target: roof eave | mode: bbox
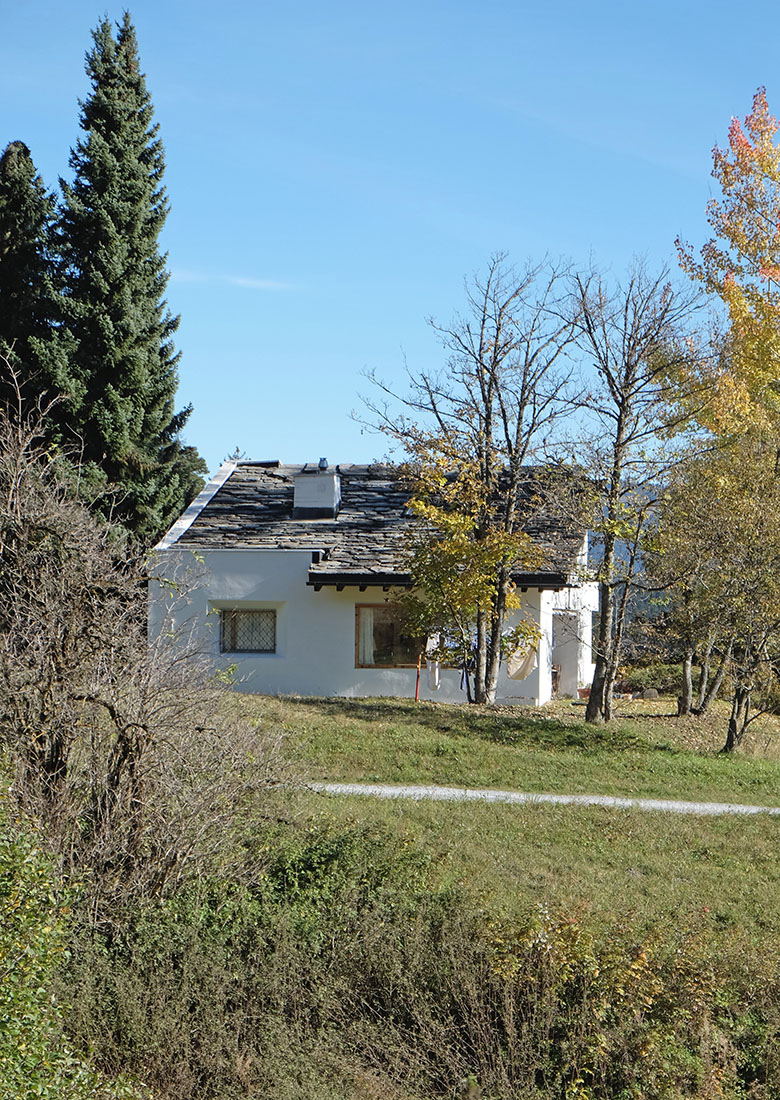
[307,571,412,591]
[511,571,572,590]
[307,569,576,592]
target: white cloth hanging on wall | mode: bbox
[358,606,375,665]
[426,659,441,690]
[507,644,537,681]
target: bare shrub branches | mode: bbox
[0,365,287,920]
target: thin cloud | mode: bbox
[228,275,295,291]
[172,268,295,291]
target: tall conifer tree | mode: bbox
[58,14,205,542]
[0,141,71,412]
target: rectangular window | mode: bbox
[356,604,421,667]
[220,608,276,653]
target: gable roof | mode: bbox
[157,461,588,590]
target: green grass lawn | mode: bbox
[239,692,780,944]
[240,693,780,805]
[277,790,780,939]
[233,690,780,950]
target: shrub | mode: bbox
[59,817,780,1100]
[0,398,287,925]
[619,662,682,695]
[0,810,143,1099]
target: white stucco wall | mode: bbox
[149,548,597,706]
[500,589,551,705]
[551,585,599,697]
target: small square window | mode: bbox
[221,609,276,653]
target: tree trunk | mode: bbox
[586,578,612,723]
[678,648,694,716]
[695,636,713,711]
[483,570,510,705]
[586,461,622,723]
[463,668,473,703]
[603,567,637,723]
[722,686,750,752]
[474,607,489,703]
[698,638,733,714]
[603,674,615,723]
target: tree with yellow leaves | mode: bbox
[671,87,780,745]
[649,436,780,750]
[399,450,543,701]
[678,86,780,432]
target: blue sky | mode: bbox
[2,0,778,474]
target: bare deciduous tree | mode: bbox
[366,254,576,703]
[568,263,701,723]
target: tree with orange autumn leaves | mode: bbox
[661,88,780,747]
[678,86,780,432]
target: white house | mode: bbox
[149,460,598,705]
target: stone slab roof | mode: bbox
[160,461,587,589]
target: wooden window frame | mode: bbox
[354,603,423,668]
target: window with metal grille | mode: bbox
[220,609,276,653]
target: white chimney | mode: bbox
[293,464,341,519]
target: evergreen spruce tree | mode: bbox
[58,14,205,542]
[0,141,71,413]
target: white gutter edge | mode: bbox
[153,461,237,551]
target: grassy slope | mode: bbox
[247,694,780,804]
[239,693,780,940]
[280,792,780,939]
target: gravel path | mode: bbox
[308,782,780,817]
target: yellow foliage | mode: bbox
[398,443,545,669]
[678,88,780,431]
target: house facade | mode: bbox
[149,461,598,705]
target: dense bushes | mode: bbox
[57,818,780,1100]
[0,813,144,1099]
[618,662,682,696]
[0,372,283,1098]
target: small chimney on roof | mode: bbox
[293,462,341,519]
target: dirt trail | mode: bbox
[309,782,780,816]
